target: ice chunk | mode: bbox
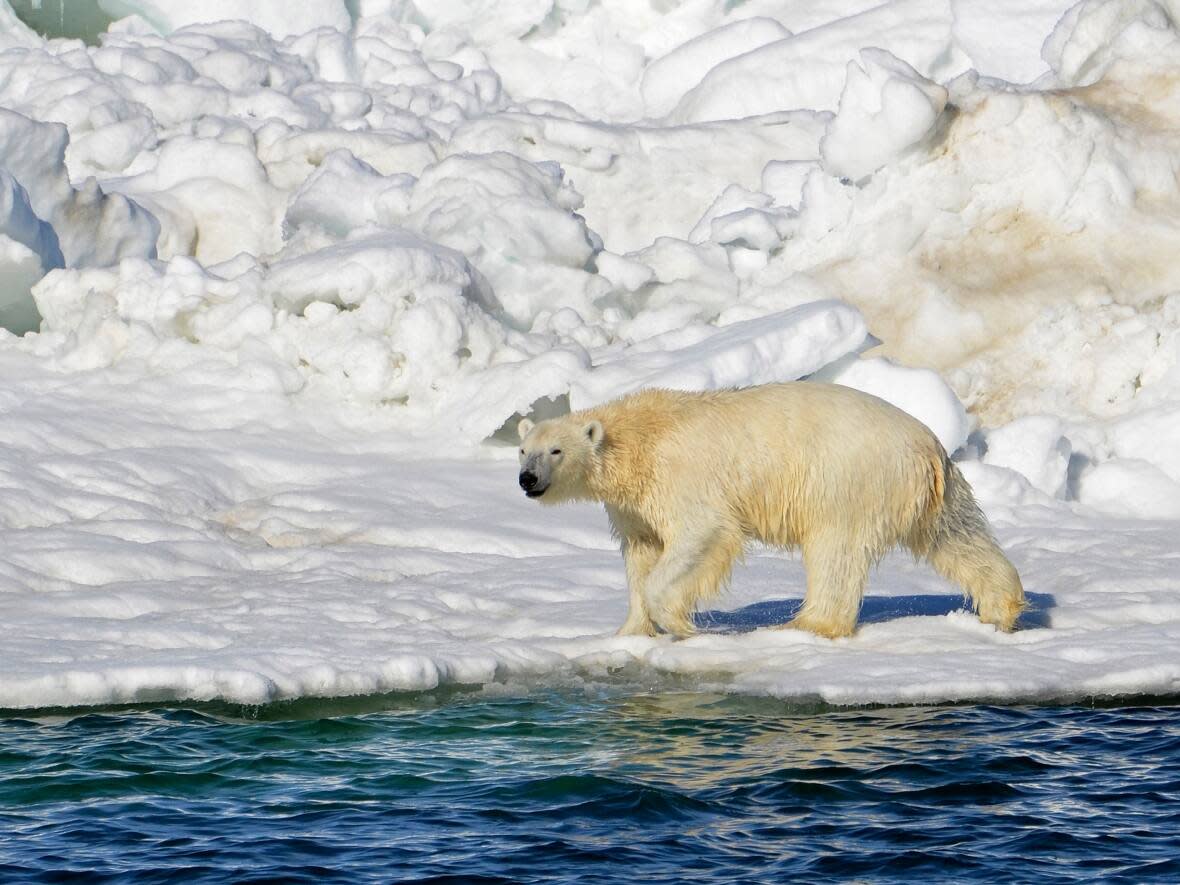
[620,237,738,334]
[1076,458,1180,519]
[261,232,507,405]
[761,160,815,210]
[111,135,279,263]
[671,0,967,122]
[691,185,792,254]
[1042,0,1173,87]
[0,110,158,268]
[0,0,42,50]
[593,251,654,293]
[264,232,495,316]
[982,416,1072,498]
[284,149,414,237]
[820,49,948,183]
[642,18,792,118]
[399,152,607,327]
[951,0,1076,84]
[575,300,869,407]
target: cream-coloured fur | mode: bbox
[516,383,1026,639]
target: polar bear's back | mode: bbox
[604,381,943,462]
[593,382,947,548]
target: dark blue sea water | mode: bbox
[1,691,1178,883]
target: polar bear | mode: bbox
[516,382,1025,639]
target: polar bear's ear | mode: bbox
[517,418,535,440]
[585,420,604,447]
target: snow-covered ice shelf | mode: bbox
[0,352,1177,709]
[1,0,1179,708]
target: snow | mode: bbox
[2,352,1177,710]
[1041,0,1173,87]
[641,17,792,119]
[669,0,969,123]
[951,0,1076,84]
[814,353,969,455]
[819,48,948,183]
[982,416,1072,500]
[0,0,1178,709]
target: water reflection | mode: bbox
[601,693,988,792]
[1,693,1178,882]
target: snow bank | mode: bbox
[0,12,942,444]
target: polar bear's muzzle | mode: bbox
[519,469,548,497]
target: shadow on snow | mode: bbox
[696,593,1056,633]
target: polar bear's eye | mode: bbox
[551,448,562,455]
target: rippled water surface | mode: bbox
[2,692,1178,883]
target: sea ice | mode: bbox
[0,0,1178,709]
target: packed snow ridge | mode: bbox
[0,0,1178,708]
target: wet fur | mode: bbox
[518,383,1025,639]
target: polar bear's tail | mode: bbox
[922,459,1027,632]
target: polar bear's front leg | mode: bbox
[617,537,660,637]
[608,507,662,637]
[786,534,872,638]
[642,528,742,637]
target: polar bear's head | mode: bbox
[516,415,604,502]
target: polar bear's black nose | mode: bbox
[519,470,538,491]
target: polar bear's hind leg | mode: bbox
[923,463,1026,631]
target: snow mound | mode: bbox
[815,354,969,455]
[0,110,158,333]
[983,417,1071,499]
[820,49,948,183]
